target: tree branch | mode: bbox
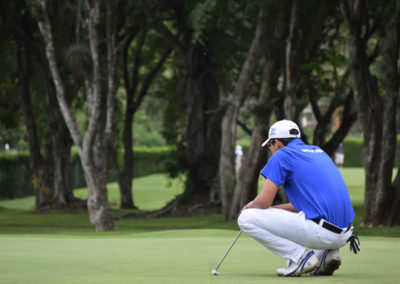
[134,47,172,111]
[105,0,118,135]
[83,0,102,154]
[35,0,83,153]
[237,120,252,136]
[131,28,147,97]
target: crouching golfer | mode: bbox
[238,119,360,277]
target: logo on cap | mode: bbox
[270,128,276,136]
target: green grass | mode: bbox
[1,169,400,283]
[0,173,184,212]
[1,169,400,236]
[0,230,399,284]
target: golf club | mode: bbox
[211,230,242,276]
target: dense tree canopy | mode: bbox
[1,0,400,229]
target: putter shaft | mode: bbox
[214,230,242,271]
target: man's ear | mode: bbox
[275,139,285,149]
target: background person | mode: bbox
[238,119,360,277]
[235,144,244,173]
[334,143,345,169]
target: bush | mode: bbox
[342,137,400,167]
[0,151,33,198]
[341,137,364,167]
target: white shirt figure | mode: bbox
[334,143,344,170]
[235,145,243,173]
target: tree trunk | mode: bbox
[9,0,80,209]
[48,101,75,207]
[36,0,115,230]
[284,1,298,121]
[17,40,54,208]
[228,6,287,218]
[342,0,400,226]
[120,102,136,208]
[229,109,270,219]
[44,76,79,207]
[182,43,221,204]
[104,0,137,210]
[82,152,115,230]
[111,18,171,209]
[284,1,329,132]
[375,0,400,225]
[219,6,267,218]
[150,3,222,207]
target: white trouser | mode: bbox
[238,208,353,263]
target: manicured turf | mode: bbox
[0,230,399,284]
[0,169,400,283]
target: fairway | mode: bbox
[0,230,398,284]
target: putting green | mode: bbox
[0,229,398,284]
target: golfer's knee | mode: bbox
[237,209,254,232]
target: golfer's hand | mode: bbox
[240,201,254,213]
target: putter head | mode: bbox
[211,269,220,275]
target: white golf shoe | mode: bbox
[311,249,341,276]
[276,250,319,277]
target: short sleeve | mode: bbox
[260,151,292,187]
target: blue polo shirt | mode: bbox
[260,139,355,228]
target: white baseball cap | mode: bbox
[261,119,301,147]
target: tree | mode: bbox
[35,0,116,230]
[305,10,358,154]
[109,4,171,209]
[283,1,334,129]
[228,0,358,218]
[219,5,267,218]
[342,0,400,226]
[229,1,289,218]
[1,0,80,208]
[144,0,225,207]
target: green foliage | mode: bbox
[64,43,92,75]
[341,137,400,168]
[0,151,33,198]
[131,146,173,178]
[133,124,166,147]
[190,0,217,44]
[132,101,167,147]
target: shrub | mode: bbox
[0,151,33,198]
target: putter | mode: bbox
[211,230,242,275]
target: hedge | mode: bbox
[0,151,33,198]
[339,137,400,167]
[0,147,173,199]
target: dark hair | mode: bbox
[277,138,296,146]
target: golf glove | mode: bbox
[347,234,361,254]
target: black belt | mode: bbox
[312,218,351,234]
